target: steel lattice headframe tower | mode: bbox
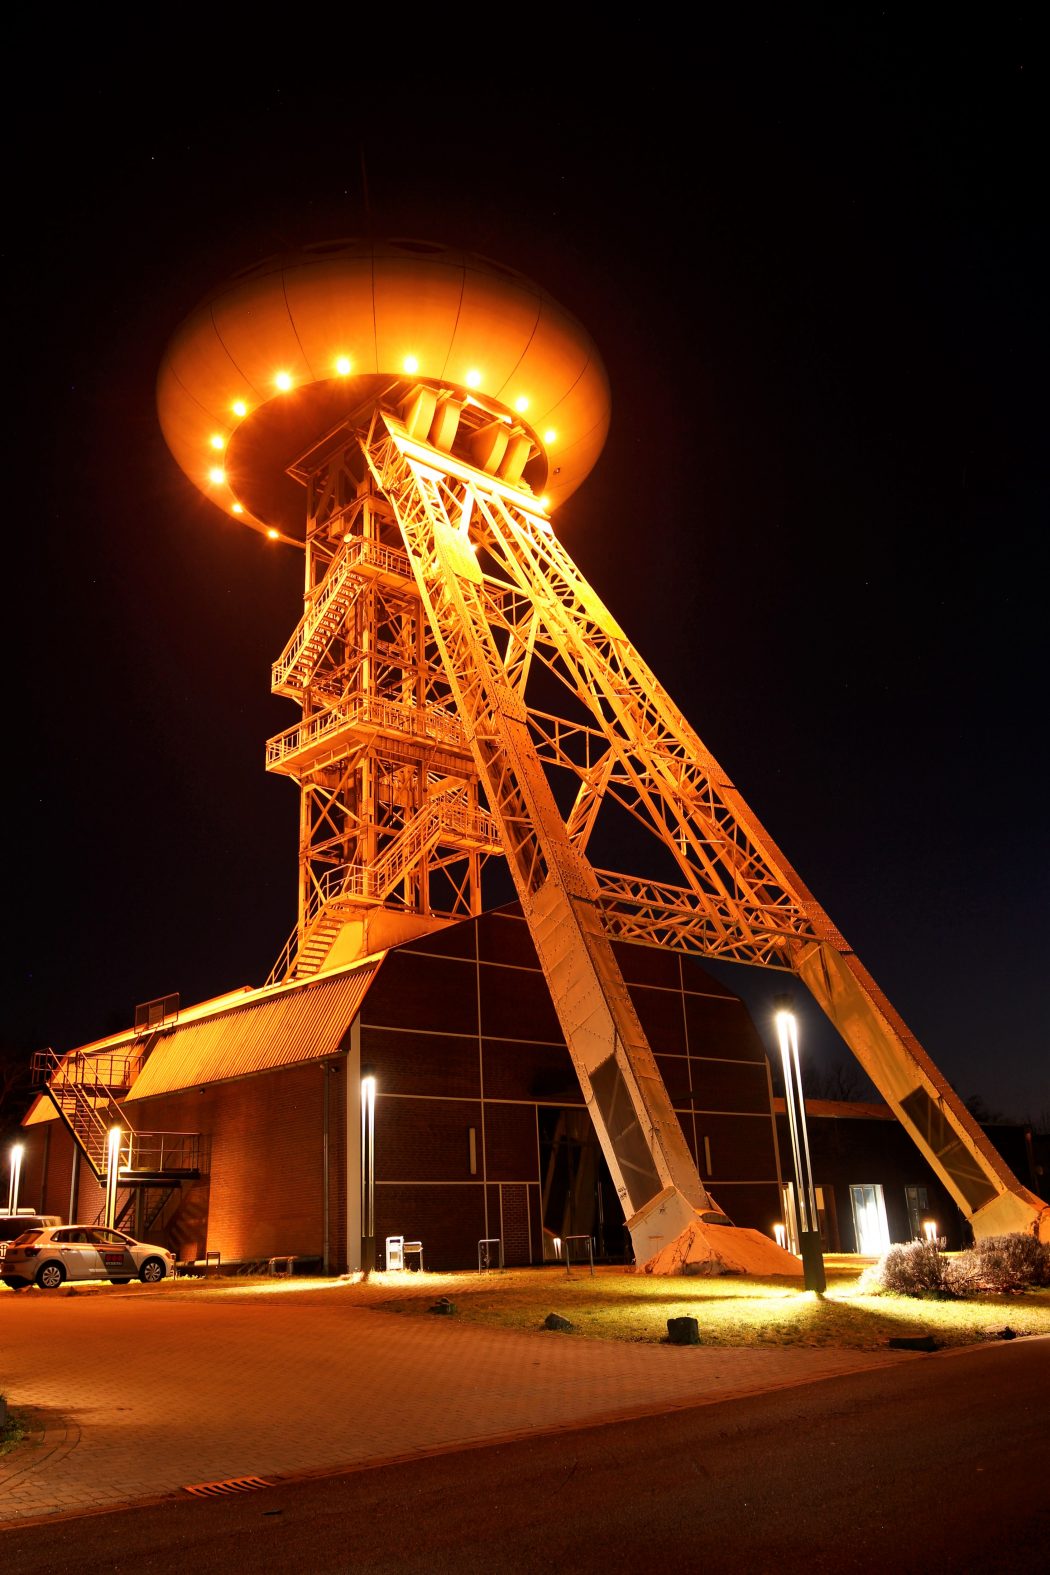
[158,240,1048,1267]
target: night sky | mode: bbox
[7,17,1046,1124]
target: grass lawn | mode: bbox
[18,1261,1049,1353]
[335,1263,1050,1351]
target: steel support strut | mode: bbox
[364,417,803,1273]
[362,404,1046,1252]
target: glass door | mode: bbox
[849,1184,890,1255]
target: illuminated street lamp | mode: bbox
[361,1073,376,1272]
[104,1126,122,1230]
[774,998,826,1293]
[7,1143,23,1213]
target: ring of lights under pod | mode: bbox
[156,238,611,543]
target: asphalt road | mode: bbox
[5,1339,1048,1573]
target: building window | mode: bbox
[905,1185,929,1240]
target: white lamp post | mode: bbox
[361,1074,376,1272]
[8,1143,24,1214]
[104,1127,123,1230]
[775,1001,826,1293]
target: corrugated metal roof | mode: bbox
[125,962,380,1100]
[24,1093,57,1126]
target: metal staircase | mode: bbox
[272,537,416,697]
[92,1184,178,1236]
[32,1047,201,1185]
[266,795,501,983]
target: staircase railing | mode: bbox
[271,538,416,693]
[31,1049,202,1180]
[264,798,500,985]
[266,689,466,771]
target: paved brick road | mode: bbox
[0,1281,909,1524]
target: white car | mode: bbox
[1,1225,175,1289]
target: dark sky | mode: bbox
[7,16,1046,1121]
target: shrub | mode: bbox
[942,1250,983,1297]
[862,1232,1050,1299]
[970,1233,1050,1293]
[867,1239,949,1297]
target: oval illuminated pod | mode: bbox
[157,239,610,536]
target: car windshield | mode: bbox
[12,1231,41,1246]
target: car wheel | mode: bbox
[139,1258,166,1284]
[36,1261,66,1290]
[3,1277,28,1290]
[109,1277,132,1285]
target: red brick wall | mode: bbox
[374,1095,481,1184]
[129,1062,344,1267]
[375,1183,487,1270]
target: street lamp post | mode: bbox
[104,1127,122,1230]
[361,1073,376,1272]
[8,1143,23,1214]
[774,1000,826,1293]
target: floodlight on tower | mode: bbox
[156,238,1050,1265]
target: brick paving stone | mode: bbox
[0,1284,909,1524]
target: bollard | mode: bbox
[666,1316,701,1345]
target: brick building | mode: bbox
[18,907,785,1270]
[774,1099,1044,1255]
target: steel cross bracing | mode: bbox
[360,405,1047,1247]
[363,419,715,1240]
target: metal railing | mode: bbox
[33,1048,137,1092]
[563,1234,595,1277]
[32,1048,202,1178]
[272,538,417,692]
[266,690,467,771]
[478,1237,504,1273]
[264,799,500,985]
[119,1130,200,1174]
